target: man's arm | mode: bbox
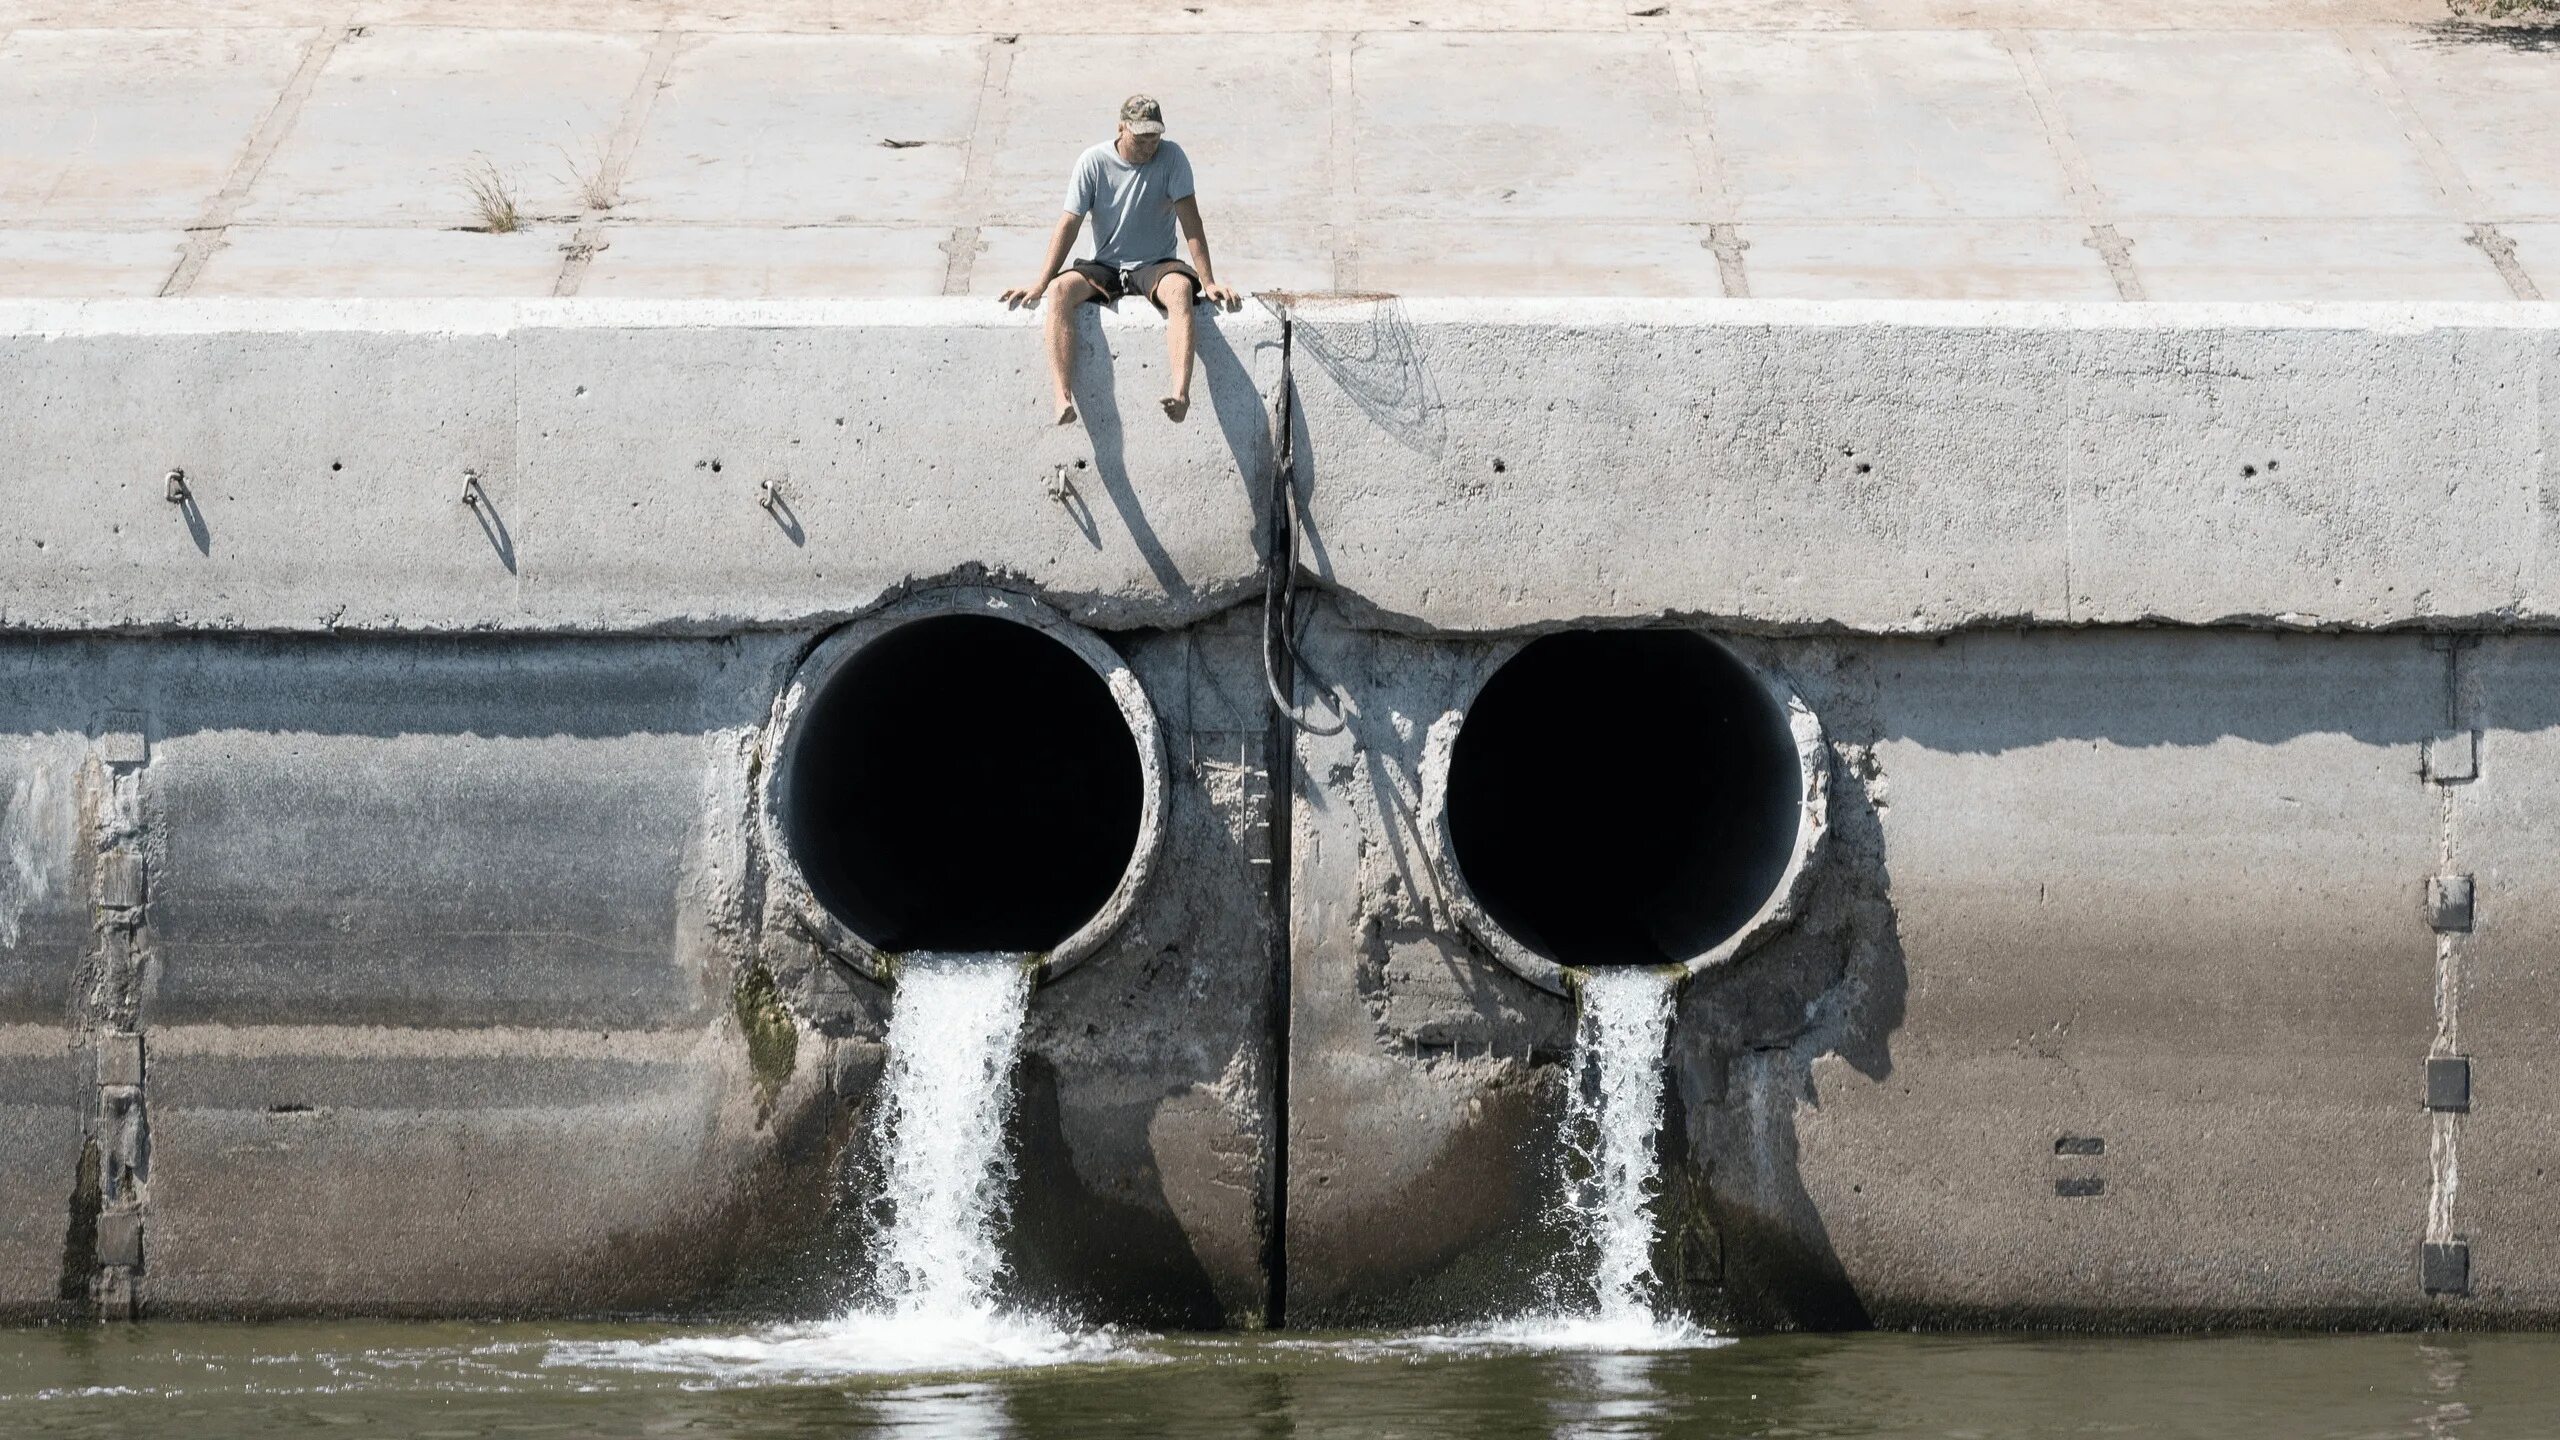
[1000,212,1083,307]
[1173,196,1241,309]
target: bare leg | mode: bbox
[1156,272,1198,422]
[1044,272,1101,424]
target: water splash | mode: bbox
[1562,969,1680,1331]
[554,954,1127,1379]
[866,953,1038,1321]
[1452,967,1712,1352]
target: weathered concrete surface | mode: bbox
[0,622,1279,1321]
[1283,623,2519,1328]
[0,301,1280,635]
[7,299,2560,1327]
[2,5,2552,301]
[1286,300,2560,634]
[760,608,1282,1328]
[5,300,2558,639]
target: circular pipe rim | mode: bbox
[757,586,1168,988]
[1415,630,1831,998]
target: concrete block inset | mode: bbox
[2428,874,2475,934]
[2428,1055,2472,1113]
[2426,730,2478,784]
[97,1032,144,1089]
[99,713,148,767]
[98,851,145,910]
[2424,1240,2472,1297]
[95,1209,142,1269]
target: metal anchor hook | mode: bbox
[164,469,188,504]
[758,478,779,512]
[460,470,485,507]
[1046,460,1087,503]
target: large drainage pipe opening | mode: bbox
[783,614,1145,954]
[1445,631,1804,968]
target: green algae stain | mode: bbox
[734,963,798,1124]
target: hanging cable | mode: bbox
[1260,306,1346,736]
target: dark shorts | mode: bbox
[1068,257,1200,311]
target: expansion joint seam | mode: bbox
[160,16,354,298]
[1994,29,2144,301]
[939,37,1019,297]
[1326,34,1361,293]
[555,29,686,298]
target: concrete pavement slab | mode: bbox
[983,35,1332,228]
[616,34,984,225]
[1355,221,1728,296]
[580,224,952,296]
[0,28,313,225]
[1742,221,2116,298]
[2507,223,2560,296]
[2029,30,2451,219]
[974,221,1335,298]
[1692,31,2076,220]
[1352,33,1702,223]
[0,230,184,297]
[0,0,2457,28]
[191,225,568,295]
[2368,29,2560,220]
[2121,220,2513,301]
[235,28,650,226]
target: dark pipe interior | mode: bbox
[1446,631,1803,967]
[784,614,1144,954]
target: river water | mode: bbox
[18,967,2544,1435]
[0,1323,2550,1437]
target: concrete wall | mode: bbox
[2,298,2556,1326]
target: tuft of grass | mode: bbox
[460,156,523,233]
[553,134,617,212]
[2448,0,2556,14]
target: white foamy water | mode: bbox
[1439,968,1713,1353]
[554,954,1131,1380]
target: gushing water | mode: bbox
[1451,967,1710,1352]
[553,953,1123,1378]
[865,953,1036,1322]
[1561,969,1680,1330]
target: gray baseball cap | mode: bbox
[1120,95,1166,135]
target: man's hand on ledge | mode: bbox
[999,281,1048,308]
[1199,282,1242,310]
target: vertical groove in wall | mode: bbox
[2424,639,2474,1294]
[1258,332,1298,1329]
[72,713,154,1320]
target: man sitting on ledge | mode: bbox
[1000,95,1241,426]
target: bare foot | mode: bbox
[1160,394,1189,423]
[1054,398,1078,426]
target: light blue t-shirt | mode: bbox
[1064,140,1196,268]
